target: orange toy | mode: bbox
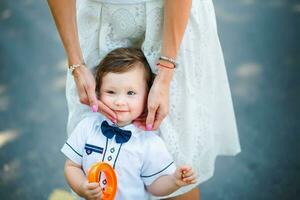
[88,162,117,200]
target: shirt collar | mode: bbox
[96,115,142,138]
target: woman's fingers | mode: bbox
[133,111,148,129]
[86,84,98,112]
[83,68,98,111]
[146,72,171,130]
[146,104,157,130]
[98,100,117,122]
[73,65,96,107]
[152,108,168,130]
[146,105,168,131]
[135,107,167,131]
[75,77,89,105]
[73,65,117,122]
[89,94,98,112]
[132,121,147,130]
[145,103,167,130]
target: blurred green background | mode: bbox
[0,0,300,199]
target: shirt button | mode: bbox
[110,148,115,153]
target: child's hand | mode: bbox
[173,165,196,186]
[80,180,103,200]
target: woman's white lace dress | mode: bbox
[66,0,241,197]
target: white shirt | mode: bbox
[61,114,176,200]
[92,0,151,4]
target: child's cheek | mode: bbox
[135,96,146,115]
[100,95,113,108]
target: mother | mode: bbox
[48,0,241,199]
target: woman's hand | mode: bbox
[145,79,170,130]
[136,0,192,130]
[73,65,117,122]
[145,64,174,130]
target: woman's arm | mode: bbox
[145,0,192,130]
[47,0,94,106]
[162,0,192,59]
[47,0,83,65]
[47,0,117,121]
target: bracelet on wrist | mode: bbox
[159,56,177,68]
[156,62,175,70]
[69,63,84,75]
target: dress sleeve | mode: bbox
[61,116,96,165]
[141,134,176,186]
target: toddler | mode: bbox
[61,48,196,200]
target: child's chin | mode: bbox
[116,119,132,126]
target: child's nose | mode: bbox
[114,96,126,106]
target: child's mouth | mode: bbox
[115,110,129,113]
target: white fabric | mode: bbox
[66,0,241,197]
[92,0,152,4]
[61,114,176,200]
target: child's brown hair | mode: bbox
[95,48,154,97]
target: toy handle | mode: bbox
[88,162,117,200]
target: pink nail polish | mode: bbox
[146,124,152,131]
[92,105,97,112]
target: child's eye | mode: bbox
[106,90,115,94]
[127,91,136,95]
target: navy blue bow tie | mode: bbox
[101,121,132,144]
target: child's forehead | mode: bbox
[102,68,147,86]
[104,65,145,78]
